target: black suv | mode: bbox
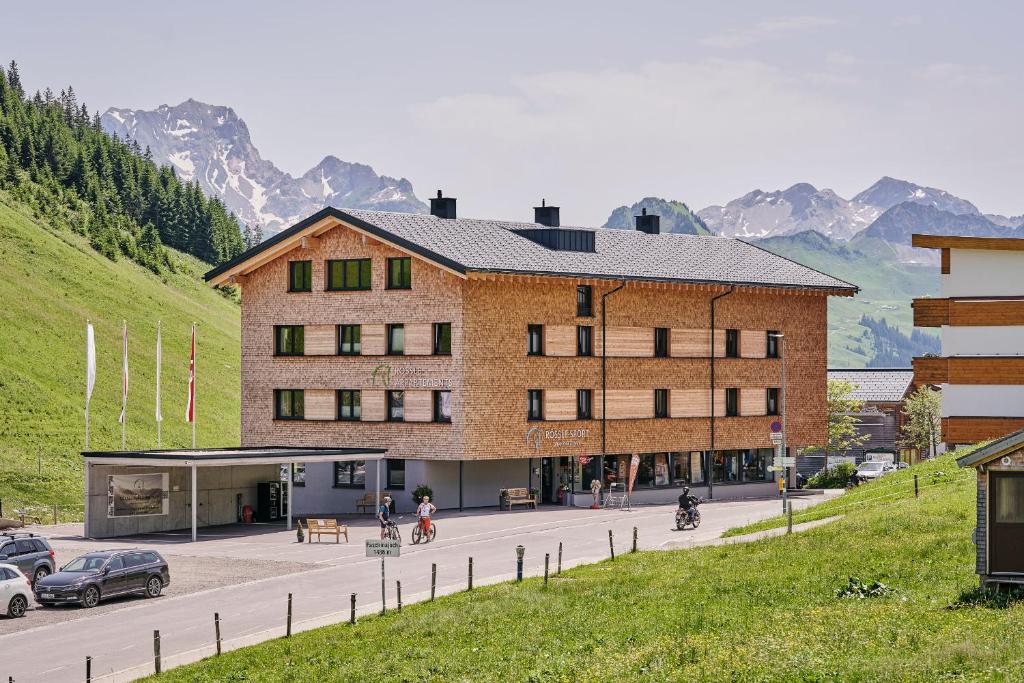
[34,549,170,608]
[0,532,56,584]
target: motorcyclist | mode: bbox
[677,486,697,524]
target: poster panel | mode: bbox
[107,473,169,518]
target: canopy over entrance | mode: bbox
[81,446,387,541]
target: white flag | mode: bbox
[85,323,96,407]
[155,322,162,423]
[118,323,128,425]
[185,324,195,423]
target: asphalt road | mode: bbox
[0,496,823,682]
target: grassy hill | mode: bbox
[147,450,1024,681]
[754,231,940,367]
[0,191,241,518]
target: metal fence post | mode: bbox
[468,556,474,590]
[608,529,615,560]
[557,542,562,574]
[544,553,550,587]
[632,526,638,553]
[787,500,793,534]
[214,612,222,655]
[350,593,357,624]
[914,474,919,498]
[86,656,92,682]
[431,563,437,601]
[396,581,402,612]
[286,593,293,637]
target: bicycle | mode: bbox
[382,518,401,543]
[411,517,436,544]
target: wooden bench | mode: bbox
[306,518,349,543]
[500,487,537,511]
[355,492,396,513]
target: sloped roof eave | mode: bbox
[956,428,1024,468]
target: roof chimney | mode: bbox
[635,207,660,235]
[534,198,560,227]
[430,190,457,219]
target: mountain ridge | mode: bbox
[102,100,427,233]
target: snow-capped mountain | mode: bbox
[697,182,881,240]
[102,99,426,233]
[851,176,980,215]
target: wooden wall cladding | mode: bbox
[304,389,336,420]
[362,324,386,355]
[917,356,1024,385]
[914,297,1024,327]
[596,327,654,357]
[362,390,386,421]
[912,298,949,327]
[596,389,655,419]
[405,323,433,355]
[740,330,767,358]
[545,326,577,357]
[545,389,578,420]
[913,356,948,385]
[943,416,1024,444]
[671,329,709,357]
[304,325,337,356]
[740,387,767,416]
[670,389,709,417]
[404,390,434,421]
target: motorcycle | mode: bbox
[675,499,702,530]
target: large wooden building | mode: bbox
[912,234,1024,445]
[206,197,856,512]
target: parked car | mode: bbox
[855,461,895,483]
[0,563,32,618]
[0,532,56,584]
[34,550,169,608]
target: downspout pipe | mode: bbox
[708,286,735,500]
[601,281,626,457]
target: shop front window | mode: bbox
[741,449,770,481]
[671,453,689,484]
[654,453,671,486]
[712,451,740,483]
[635,454,656,488]
[689,452,705,485]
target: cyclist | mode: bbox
[377,495,392,539]
[416,495,437,539]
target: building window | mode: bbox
[387,257,412,290]
[338,325,361,355]
[337,390,361,420]
[725,388,739,417]
[576,285,593,317]
[327,258,372,291]
[387,390,405,421]
[387,324,405,355]
[274,389,304,420]
[527,324,544,356]
[576,389,593,420]
[434,323,452,355]
[433,390,452,423]
[274,325,304,356]
[527,389,543,421]
[654,389,669,418]
[766,330,781,358]
[291,464,305,487]
[577,325,593,356]
[334,461,366,488]
[689,452,705,485]
[742,449,770,481]
[712,451,740,483]
[725,329,739,358]
[654,328,669,358]
[386,459,406,490]
[288,261,312,292]
[767,388,780,416]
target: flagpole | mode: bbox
[156,320,162,448]
[85,320,91,451]
[192,322,197,450]
[121,320,127,451]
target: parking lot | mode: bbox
[0,495,832,682]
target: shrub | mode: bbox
[806,462,856,489]
[411,483,433,506]
[836,576,895,599]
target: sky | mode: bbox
[7,1,1024,225]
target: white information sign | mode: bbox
[365,539,401,558]
[770,432,783,445]
[777,457,796,467]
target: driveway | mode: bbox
[0,495,827,682]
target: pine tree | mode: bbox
[254,224,263,245]
[243,223,255,249]
[7,61,24,98]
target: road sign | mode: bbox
[770,432,783,445]
[365,539,400,558]
[770,420,783,433]
[777,457,796,467]
[769,465,785,472]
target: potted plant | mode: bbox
[295,519,304,543]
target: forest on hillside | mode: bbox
[0,61,244,272]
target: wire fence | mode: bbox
[0,499,85,525]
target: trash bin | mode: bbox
[242,504,254,524]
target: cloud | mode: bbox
[891,15,923,27]
[916,62,1003,87]
[701,16,838,49]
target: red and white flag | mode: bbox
[185,324,196,423]
[118,322,128,425]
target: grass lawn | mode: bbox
[0,192,241,519]
[146,450,1024,682]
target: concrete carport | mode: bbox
[81,447,386,541]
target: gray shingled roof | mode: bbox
[206,207,858,292]
[341,209,855,291]
[828,369,914,402]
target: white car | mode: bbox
[0,562,32,618]
[855,461,894,482]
